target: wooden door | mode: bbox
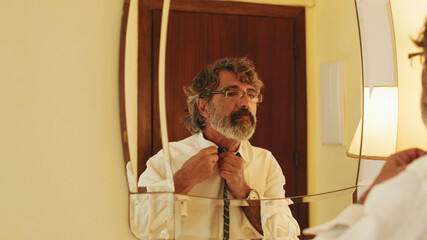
[138,0,307,231]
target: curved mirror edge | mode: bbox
[119,0,364,237]
[119,0,139,193]
[128,188,356,239]
[121,0,364,197]
[354,0,399,202]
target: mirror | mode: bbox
[128,187,356,239]
[119,0,364,237]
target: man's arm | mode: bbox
[173,146,219,194]
[242,196,264,235]
[306,148,427,239]
[134,146,220,238]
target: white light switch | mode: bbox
[320,62,344,145]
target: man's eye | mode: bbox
[247,92,257,98]
[226,90,238,97]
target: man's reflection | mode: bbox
[136,57,300,239]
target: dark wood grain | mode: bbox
[137,0,308,230]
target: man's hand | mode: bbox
[373,148,426,185]
[358,148,427,204]
[173,146,219,194]
[218,152,251,199]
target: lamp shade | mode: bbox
[347,87,398,160]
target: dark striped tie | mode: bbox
[223,179,230,239]
[218,147,230,240]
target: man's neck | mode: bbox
[202,126,240,152]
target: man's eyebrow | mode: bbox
[221,85,257,91]
[221,85,239,90]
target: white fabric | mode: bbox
[304,155,427,240]
[132,132,300,239]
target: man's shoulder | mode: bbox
[241,141,274,158]
[152,133,201,157]
[243,140,269,151]
[169,133,198,146]
[405,154,427,181]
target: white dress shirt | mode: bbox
[131,132,300,239]
[304,155,427,240]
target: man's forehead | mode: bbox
[217,70,256,90]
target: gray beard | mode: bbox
[209,106,257,141]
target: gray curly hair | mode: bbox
[183,57,264,134]
[414,18,427,61]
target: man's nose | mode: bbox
[236,92,250,107]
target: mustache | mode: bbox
[230,108,255,123]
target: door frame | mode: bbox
[134,0,308,230]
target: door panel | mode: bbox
[153,9,297,194]
[141,0,307,230]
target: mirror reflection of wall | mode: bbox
[120,0,363,234]
[350,0,427,206]
[392,0,427,151]
[305,0,362,225]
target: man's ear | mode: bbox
[197,98,210,118]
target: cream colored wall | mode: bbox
[0,0,137,239]
[305,0,362,226]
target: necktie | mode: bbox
[218,147,230,240]
[223,179,230,239]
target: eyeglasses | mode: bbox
[408,51,424,69]
[208,87,263,103]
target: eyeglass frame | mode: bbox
[408,52,423,59]
[208,87,264,103]
[408,51,425,69]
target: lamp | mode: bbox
[348,0,398,159]
[346,87,398,160]
[349,0,398,199]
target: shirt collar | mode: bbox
[196,131,216,149]
[196,132,249,162]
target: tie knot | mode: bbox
[217,147,229,154]
[218,147,242,159]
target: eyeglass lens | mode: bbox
[225,89,262,103]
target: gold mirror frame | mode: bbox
[119,0,364,234]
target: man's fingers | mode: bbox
[218,152,242,162]
[218,161,236,170]
[415,148,427,157]
[391,148,427,166]
[218,168,237,180]
[218,159,242,171]
[201,146,220,155]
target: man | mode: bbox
[135,57,300,239]
[304,18,427,240]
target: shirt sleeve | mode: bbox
[304,157,427,240]
[240,152,301,239]
[130,153,183,239]
[263,154,300,239]
[138,151,175,192]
